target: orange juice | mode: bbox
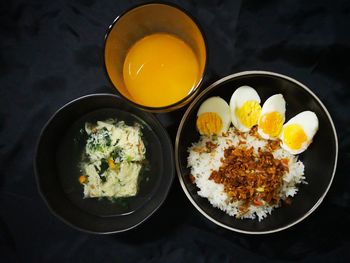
[123,33,200,107]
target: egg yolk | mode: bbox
[196,112,223,136]
[235,101,261,128]
[283,124,308,150]
[258,111,284,137]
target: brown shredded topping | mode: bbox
[238,140,246,145]
[206,141,218,152]
[189,174,196,184]
[284,197,293,205]
[266,139,282,152]
[234,129,247,139]
[249,125,259,136]
[249,125,282,151]
[209,145,289,210]
[192,141,218,153]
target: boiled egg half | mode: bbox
[258,94,286,139]
[280,111,319,154]
[196,97,231,136]
[230,86,262,132]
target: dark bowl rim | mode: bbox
[34,93,175,234]
[103,1,208,112]
[175,70,339,235]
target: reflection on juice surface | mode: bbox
[123,33,200,107]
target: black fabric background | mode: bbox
[1,0,350,262]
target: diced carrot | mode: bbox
[253,199,264,206]
[79,175,86,184]
[108,158,116,169]
[281,158,289,166]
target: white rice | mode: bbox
[187,127,305,221]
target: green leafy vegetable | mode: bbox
[111,147,123,161]
[125,155,132,162]
[99,159,109,176]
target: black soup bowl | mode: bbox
[35,94,174,233]
[176,71,338,234]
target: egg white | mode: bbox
[258,94,286,139]
[197,96,231,135]
[280,111,319,154]
[230,86,261,132]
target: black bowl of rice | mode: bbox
[175,71,338,234]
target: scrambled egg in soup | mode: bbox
[79,119,146,199]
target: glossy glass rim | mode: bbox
[103,2,208,112]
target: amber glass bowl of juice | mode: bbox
[104,3,207,112]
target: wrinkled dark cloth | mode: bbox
[1,0,350,262]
